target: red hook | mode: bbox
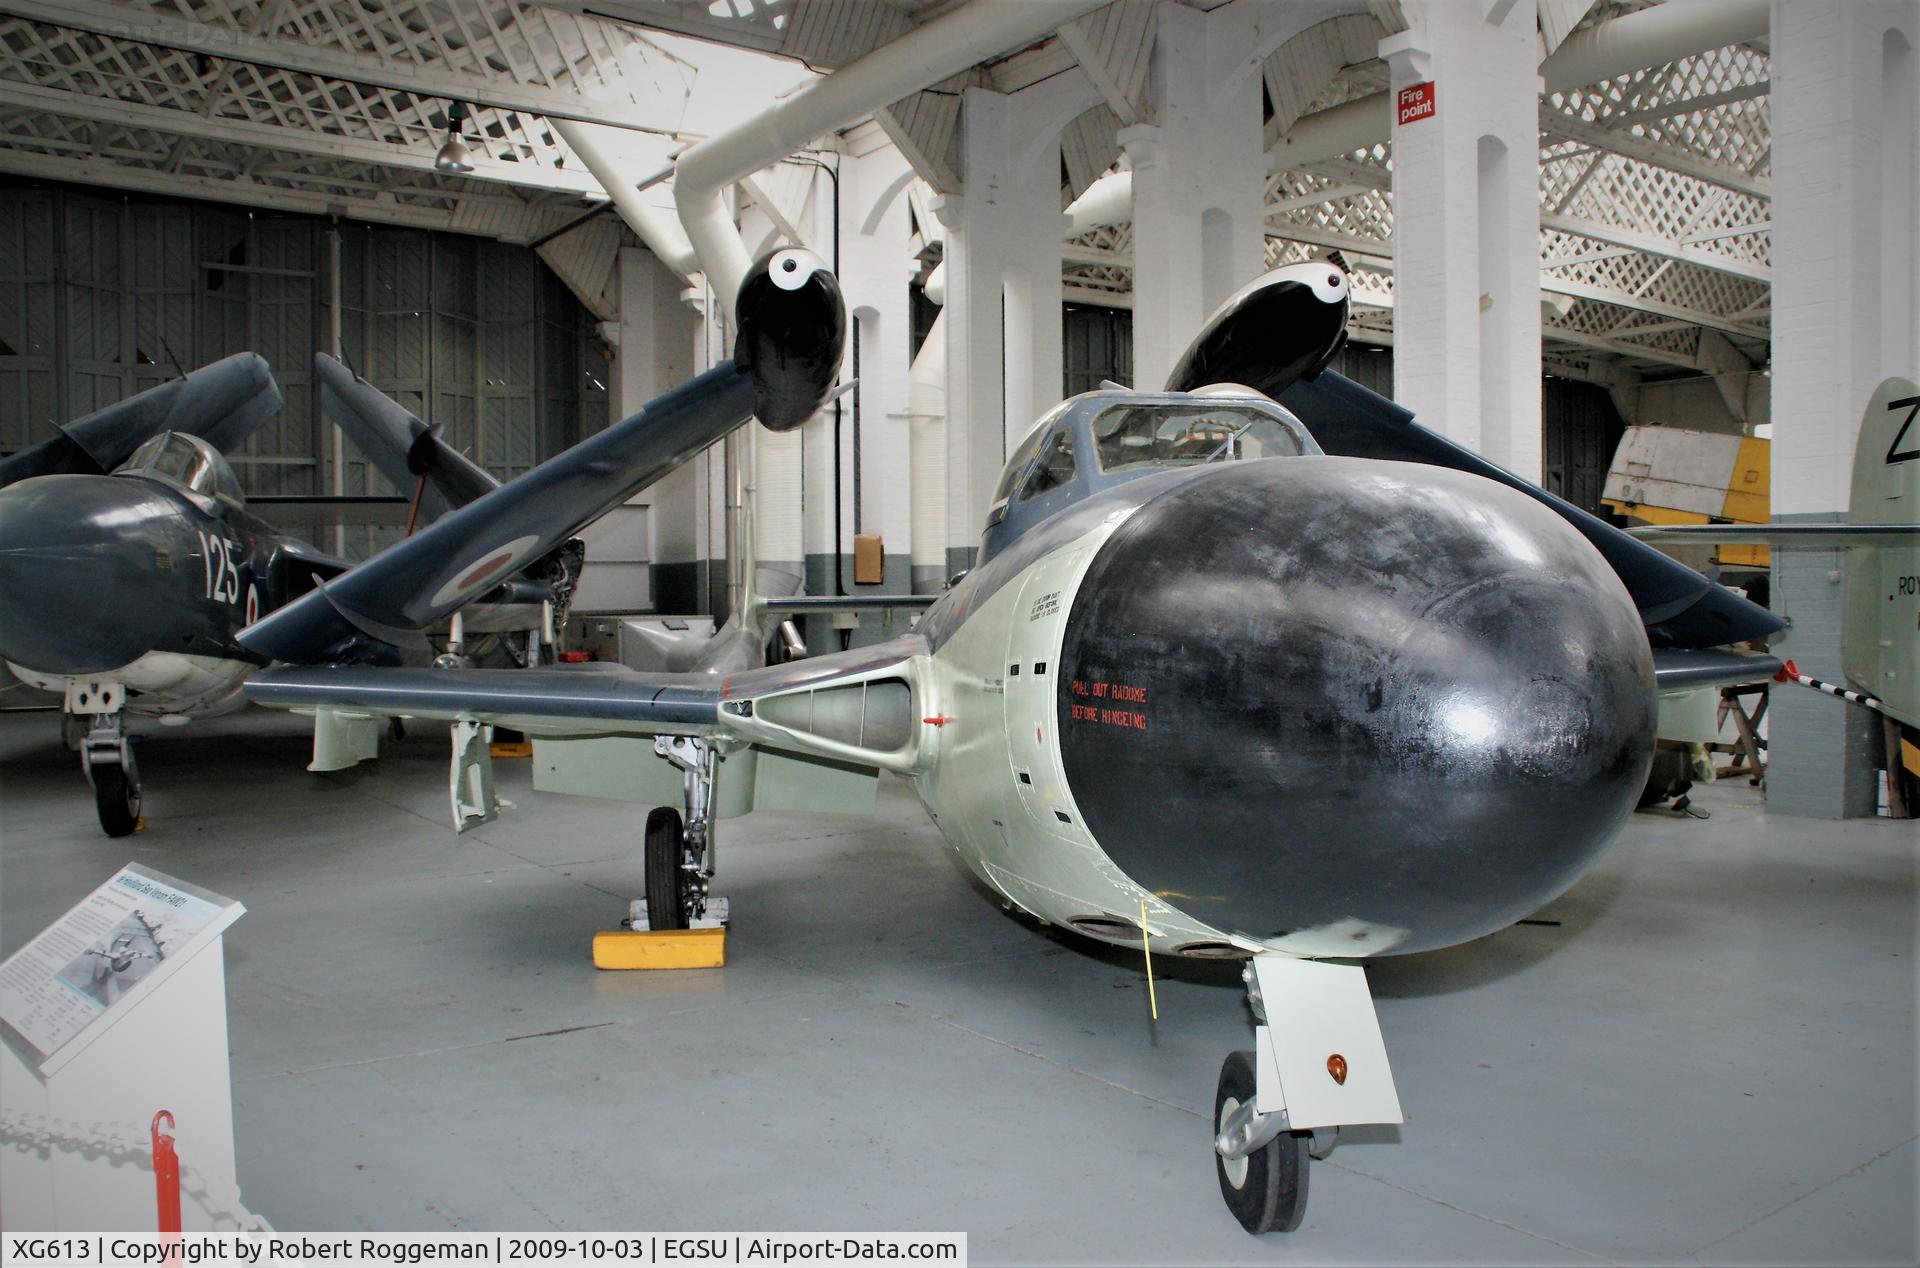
[151,1111,181,1237]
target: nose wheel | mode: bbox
[91,762,141,837]
[1213,955,1403,1235]
[79,711,140,837]
[1214,1049,1311,1233]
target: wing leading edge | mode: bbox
[245,633,932,776]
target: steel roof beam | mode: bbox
[0,0,671,133]
[0,78,603,195]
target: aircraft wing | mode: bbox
[1629,523,1920,546]
[315,353,498,522]
[1652,648,1783,691]
[248,663,724,731]
[0,352,281,487]
[238,252,845,666]
[240,363,762,661]
[246,633,930,774]
[1163,268,1783,651]
[1267,372,1784,651]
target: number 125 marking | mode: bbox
[196,531,242,603]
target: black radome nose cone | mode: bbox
[1056,458,1655,957]
[0,477,167,674]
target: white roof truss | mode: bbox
[0,0,690,130]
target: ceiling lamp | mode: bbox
[435,102,474,174]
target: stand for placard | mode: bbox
[0,864,249,1230]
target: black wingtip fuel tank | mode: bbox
[735,248,846,433]
[1056,457,1656,957]
[1165,263,1351,397]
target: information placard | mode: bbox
[0,863,242,1076]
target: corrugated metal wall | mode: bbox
[0,183,594,499]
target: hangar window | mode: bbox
[1092,404,1307,472]
[1019,431,1076,502]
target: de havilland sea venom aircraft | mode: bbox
[242,254,1785,1234]
[0,352,308,834]
[0,250,844,838]
[0,349,559,835]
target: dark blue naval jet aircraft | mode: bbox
[243,260,1783,1234]
[0,353,325,834]
[0,248,849,837]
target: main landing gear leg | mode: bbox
[636,736,726,932]
[1213,954,1405,1234]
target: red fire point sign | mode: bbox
[1397,82,1437,125]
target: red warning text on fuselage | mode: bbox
[1068,678,1150,730]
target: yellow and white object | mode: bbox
[1604,426,1771,566]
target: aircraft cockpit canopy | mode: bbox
[1091,401,1310,471]
[115,431,244,506]
[979,389,1321,561]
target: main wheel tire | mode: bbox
[1638,745,1692,808]
[644,807,689,931]
[93,765,140,838]
[1215,1049,1310,1234]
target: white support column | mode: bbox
[839,144,919,596]
[576,247,702,616]
[1381,0,1542,478]
[1766,0,1919,819]
[936,187,1001,570]
[941,75,1097,565]
[1125,0,1271,390]
[640,272,723,615]
[611,247,664,422]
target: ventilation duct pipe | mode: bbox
[673,0,1109,311]
[552,119,700,281]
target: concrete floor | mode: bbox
[0,706,1914,1265]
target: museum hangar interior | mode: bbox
[0,0,1915,1260]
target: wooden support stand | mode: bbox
[1709,683,1768,784]
[592,928,727,970]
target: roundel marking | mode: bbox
[429,534,542,610]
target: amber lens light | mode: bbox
[1327,1053,1348,1085]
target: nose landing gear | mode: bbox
[1214,1049,1311,1232]
[68,681,138,837]
[1212,954,1405,1234]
